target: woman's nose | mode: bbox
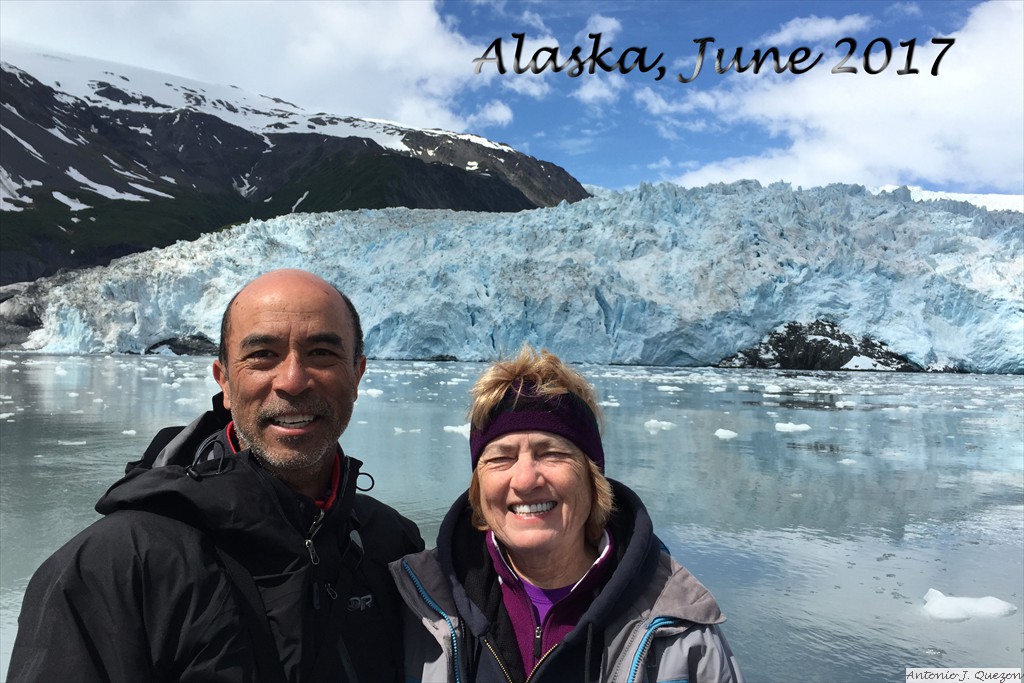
[510,454,543,491]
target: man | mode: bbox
[9,269,424,682]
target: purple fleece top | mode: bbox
[486,531,615,675]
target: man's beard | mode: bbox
[234,397,350,472]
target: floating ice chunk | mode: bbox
[644,419,676,434]
[714,429,738,440]
[838,458,857,465]
[57,440,87,446]
[922,588,1017,621]
[55,366,68,376]
[444,424,471,439]
[656,385,683,393]
[599,400,620,407]
[173,398,198,405]
[364,389,384,398]
[0,412,13,420]
[763,385,783,393]
[842,356,889,371]
[835,400,857,408]
[122,429,137,435]
[776,422,811,432]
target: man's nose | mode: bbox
[273,352,313,395]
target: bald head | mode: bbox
[218,270,364,367]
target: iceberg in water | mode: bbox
[922,588,1017,622]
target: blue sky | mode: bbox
[1,0,1021,194]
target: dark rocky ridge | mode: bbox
[0,60,589,285]
[716,320,936,372]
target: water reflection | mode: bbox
[1,356,1021,681]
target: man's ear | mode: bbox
[353,355,367,400]
[212,360,232,410]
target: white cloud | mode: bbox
[520,10,549,33]
[572,74,625,105]
[888,3,923,18]
[503,74,553,98]
[0,0,486,132]
[665,0,1024,193]
[760,13,874,46]
[465,100,514,129]
[578,14,622,43]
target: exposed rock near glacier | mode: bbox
[717,320,926,372]
[2,181,1021,373]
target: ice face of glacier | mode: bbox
[7,181,1023,373]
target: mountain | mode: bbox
[0,44,588,285]
[1,181,1020,374]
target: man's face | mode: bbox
[213,271,365,473]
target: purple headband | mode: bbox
[469,383,604,471]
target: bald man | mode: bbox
[10,270,424,683]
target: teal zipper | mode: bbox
[626,616,684,683]
[401,560,462,683]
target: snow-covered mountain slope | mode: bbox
[2,181,1021,373]
[0,42,587,284]
[0,41,502,154]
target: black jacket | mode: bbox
[9,394,424,683]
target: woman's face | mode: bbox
[476,431,592,568]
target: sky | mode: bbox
[0,0,1022,195]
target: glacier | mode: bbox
[4,180,1022,373]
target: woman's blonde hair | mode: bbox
[467,345,615,545]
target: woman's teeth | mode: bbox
[511,502,556,515]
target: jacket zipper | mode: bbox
[401,560,464,683]
[524,641,559,682]
[305,509,325,565]
[626,617,682,683]
[482,637,515,683]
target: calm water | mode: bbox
[1,354,1022,682]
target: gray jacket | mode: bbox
[389,481,744,682]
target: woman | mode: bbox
[390,346,743,682]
